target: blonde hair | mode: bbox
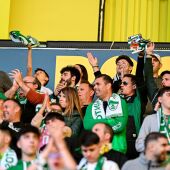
[60,87,83,118]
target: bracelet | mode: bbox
[92,65,99,68]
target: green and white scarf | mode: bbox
[92,93,123,119]
[159,108,170,144]
[17,160,36,170]
[0,148,18,169]
[15,89,27,104]
[78,156,105,170]
[23,161,33,170]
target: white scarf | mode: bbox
[0,148,18,169]
[92,93,123,119]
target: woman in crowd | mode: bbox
[59,87,83,136]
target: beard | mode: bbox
[155,152,167,163]
[59,78,72,87]
[66,78,71,86]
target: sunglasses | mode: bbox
[121,81,128,86]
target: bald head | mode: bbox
[92,123,114,144]
[23,76,41,90]
[3,99,22,122]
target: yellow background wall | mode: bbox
[55,55,137,86]
[0,0,170,42]
[54,55,170,87]
[1,0,100,41]
[0,0,10,39]
[104,0,170,42]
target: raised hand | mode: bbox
[54,81,67,96]
[9,69,23,85]
[87,52,100,72]
[12,79,19,90]
[87,52,98,67]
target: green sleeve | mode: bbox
[0,92,7,100]
[83,102,95,130]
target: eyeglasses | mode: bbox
[121,81,128,86]
[23,81,35,84]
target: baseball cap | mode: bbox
[152,53,162,64]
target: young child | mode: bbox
[0,125,18,169]
[77,130,119,170]
[8,125,40,170]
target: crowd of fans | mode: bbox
[0,42,170,170]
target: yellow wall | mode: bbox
[54,55,170,87]
[8,0,99,41]
[0,0,10,39]
[54,55,135,88]
[1,0,170,42]
[104,0,170,42]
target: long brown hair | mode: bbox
[60,87,83,118]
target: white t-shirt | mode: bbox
[77,157,120,170]
[40,86,53,95]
